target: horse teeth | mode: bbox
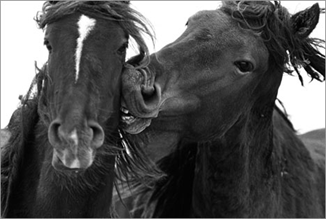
[122,115,134,120]
[120,107,138,124]
[122,115,136,124]
[120,107,129,114]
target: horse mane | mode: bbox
[1,97,39,216]
[35,1,155,68]
[127,140,197,217]
[221,1,325,85]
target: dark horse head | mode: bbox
[36,1,153,171]
[122,1,325,144]
[1,1,162,217]
[118,1,325,217]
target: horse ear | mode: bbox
[290,3,320,39]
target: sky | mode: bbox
[1,1,325,134]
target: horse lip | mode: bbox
[120,116,152,134]
[52,149,91,172]
[120,102,153,134]
[52,154,84,172]
[56,159,85,173]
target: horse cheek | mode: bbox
[160,93,200,116]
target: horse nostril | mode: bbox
[140,84,161,112]
[49,119,104,148]
[88,121,104,148]
[141,86,157,104]
[141,84,155,98]
[48,119,62,148]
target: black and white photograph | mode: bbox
[1,1,325,217]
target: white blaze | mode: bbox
[70,129,78,146]
[75,15,96,83]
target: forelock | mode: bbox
[35,1,155,68]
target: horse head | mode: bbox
[121,1,324,157]
[35,1,152,171]
[116,2,325,217]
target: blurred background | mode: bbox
[1,1,325,134]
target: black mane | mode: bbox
[129,140,197,217]
[221,1,325,85]
[1,97,38,216]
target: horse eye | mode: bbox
[235,61,254,73]
[44,39,52,52]
[117,43,128,55]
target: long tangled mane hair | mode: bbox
[1,1,163,217]
[221,1,325,85]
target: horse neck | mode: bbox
[192,112,280,217]
[137,140,198,218]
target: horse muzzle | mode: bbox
[121,64,161,134]
[48,119,104,171]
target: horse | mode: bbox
[117,1,325,217]
[0,1,162,217]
